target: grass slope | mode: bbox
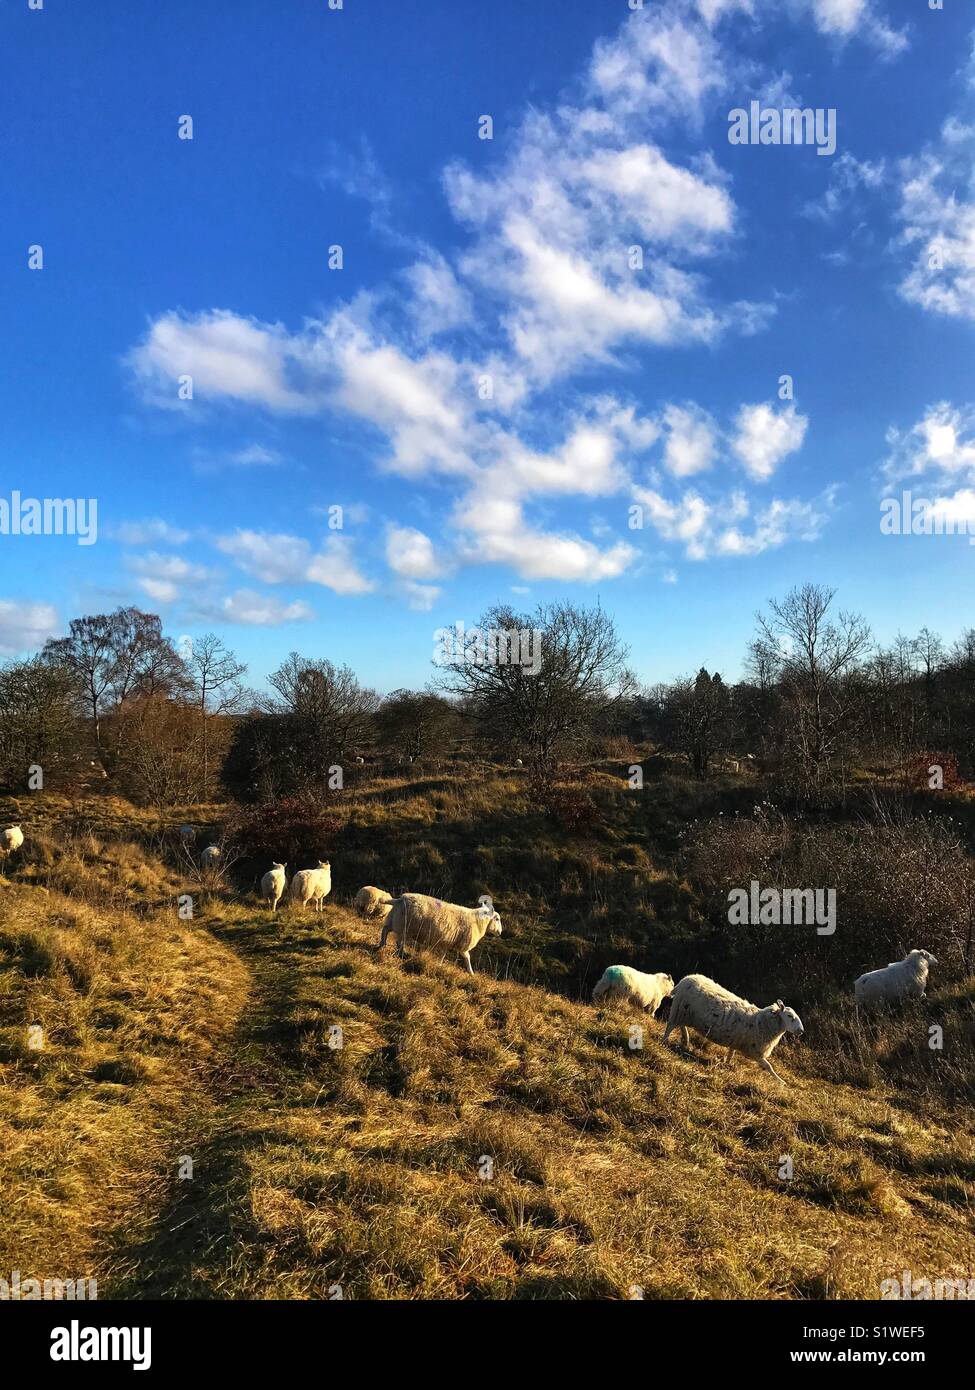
[1,780,974,1299]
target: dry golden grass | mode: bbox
[1,780,974,1299]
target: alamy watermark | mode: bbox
[728,880,836,936]
[433,621,543,676]
[880,490,975,542]
[728,101,836,157]
[881,1270,975,1300]
[0,491,97,545]
[1,1269,97,1300]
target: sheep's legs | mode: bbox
[461,951,475,975]
[759,1057,787,1084]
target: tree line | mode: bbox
[1,584,972,804]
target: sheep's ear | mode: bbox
[774,1000,784,1010]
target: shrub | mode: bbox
[902,750,961,794]
[537,783,602,835]
[226,796,341,867]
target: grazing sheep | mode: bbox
[201,845,221,867]
[290,860,332,912]
[354,885,393,920]
[854,949,937,1009]
[592,965,674,1015]
[379,892,502,974]
[179,825,196,845]
[1,825,24,854]
[261,862,288,913]
[663,974,804,1084]
[515,758,523,767]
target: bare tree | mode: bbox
[756,583,871,785]
[186,633,247,789]
[438,602,633,781]
[43,613,117,756]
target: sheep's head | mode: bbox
[272,862,285,871]
[911,949,937,966]
[771,1000,804,1036]
[657,973,675,994]
[318,860,330,871]
[487,912,502,935]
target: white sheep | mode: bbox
[379,892,502,974]
[1,825,25,854]
[515,758,523,767]
[290,860,331,912]
[354,885,393,920]
[355,756,365,765]
[663,974,804,1084]
[854,949,937,1009]
[261,862,288,913]
[201,845,221,867]
[592,965,674,1015]
[179,825,196,845]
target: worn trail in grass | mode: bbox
[90,899,975,1300]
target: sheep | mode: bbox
[663,973,804,1084]
[201,845,221,867]
[592,965,674,1015]
[355,756,365,765]
[354,885,393,920]
[261,862,288,913]
[290,860,331,912]
[179,825,196,845]
[515,758,523,767]
[379,892,502,974]
[854,949,937,1010]
[1,825,24,854]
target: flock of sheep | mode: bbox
[3,820,942,1088]
[246,847,939,1088]
[587,949,938,1085]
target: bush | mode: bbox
[226,797,341,867]
[902,750,961,794]
[683,802,975,989]
[537,783,602,835]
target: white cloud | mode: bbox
[385,525,443,580]
[194,443,284,473]
[127,551,212,605]
[589,9,726,120]
[0,599,60,655]
[401,580,442,611]
[578,145,734,245]
[306,536,376,595]
[216,530,311,585]
[732,402,808,481]
[803,152,886,222]
[897,153,975,323]
[216,529,374,595]
[883,403,975,484]
[633,484,831,559]
[112,518,190,546]
[404,255,474,338]
[129,309,314,411]
[662,403,718,477]
[214,590,315,626]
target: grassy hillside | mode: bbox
[1,770,974,1299]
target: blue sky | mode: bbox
[1,0,973,692]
